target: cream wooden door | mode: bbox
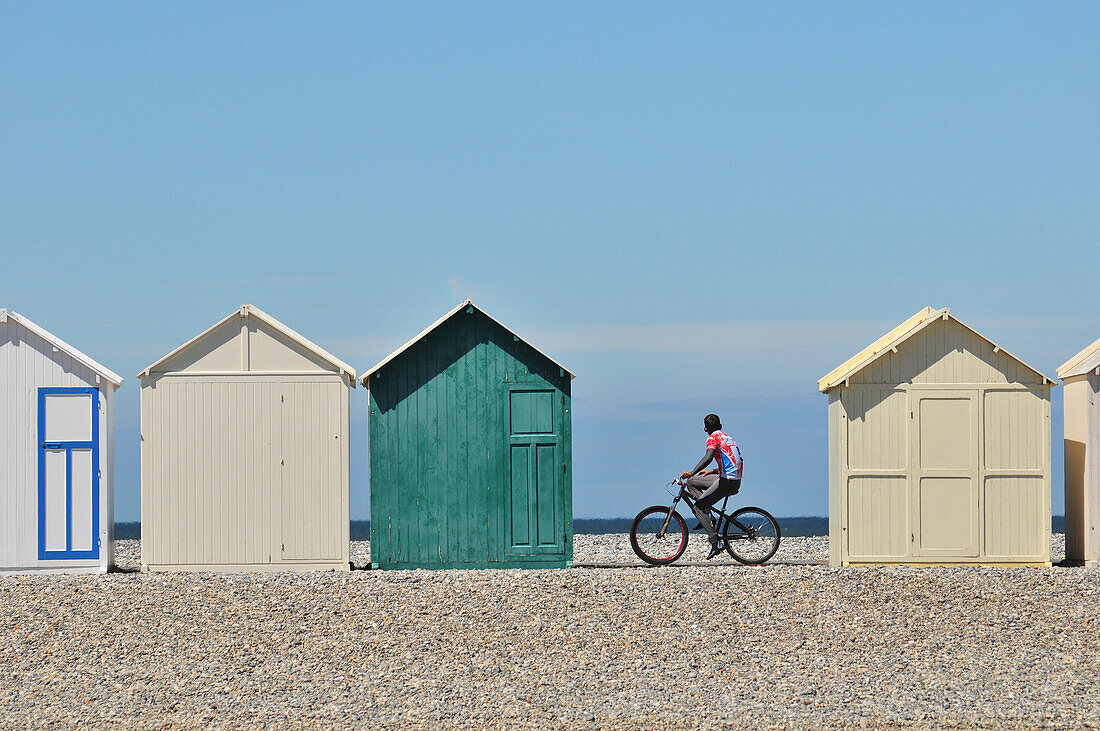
[911,389,979,558]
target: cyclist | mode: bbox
[680,413,743,560]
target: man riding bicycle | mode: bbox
[680,413,743,560]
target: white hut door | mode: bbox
[38,388,100,560]
[279,382,343,562]
[910,389,979,558]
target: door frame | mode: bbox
[503,385,566,557]
[909,388,980,558]
[37,387,100,560]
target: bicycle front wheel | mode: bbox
[723,507,780,565]
[630,506,689,566]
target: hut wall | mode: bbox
[1090,373,1100,563]
[140,375,349,570]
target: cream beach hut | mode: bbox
[819,307,1054,566]
[139,305,355,572]
[1058,338,1100,566]
[0,309,122,573]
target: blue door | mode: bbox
[38,388,100,560]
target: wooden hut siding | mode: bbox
[1,310,120,573]
[139,305,353,572]
[1091,372,1100,563]
[366,302,573,570]
[1058,342,1100,565]
[821,308,1053,566]
[141,376,348,567]
[848,325,1046,387]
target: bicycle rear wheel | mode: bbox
[723,507,780,565]
[630,506,689,566]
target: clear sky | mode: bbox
[3,3,1098,521]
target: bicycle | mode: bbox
[629,477,781,566]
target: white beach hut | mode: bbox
[0,309,122,573]
[138,305,355,572]
[1058,338,1100,566]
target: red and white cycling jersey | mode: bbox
[705,431,743,480]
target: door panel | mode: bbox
[919,398,972,469]
[510,445,531,546]
[43,449,68,552]
[70,449,94,552]
[506,389,565,555]
[912,390,979,558]
[38,387,100,560]
[919,477,976,552]
[44,394,93,442]
[510,390,555,434]
[536,444,557,546]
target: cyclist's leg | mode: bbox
[685,474,721,543]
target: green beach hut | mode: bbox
[362,300,574,570]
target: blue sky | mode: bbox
[2,3,1098,520]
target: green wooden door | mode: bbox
[505,388,566,555]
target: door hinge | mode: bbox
[562,463,566,474]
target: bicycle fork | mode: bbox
[658,495,683,538]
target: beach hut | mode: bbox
[0,309,122,573]
[363,300,574,570]
[1058,338,1100,566]
[819,307,1054,566]
[139,305,355,572]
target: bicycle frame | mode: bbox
[665,478,759,540]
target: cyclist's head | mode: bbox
[703,413,722,433]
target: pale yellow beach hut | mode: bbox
[138,305,356,572]
[1058,338,1100,566]
[819,307,1054,566]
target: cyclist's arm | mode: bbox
[683,448,717,478]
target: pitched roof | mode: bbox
[0,308,123,387]
[139,304,356,381]
[1057,337,1100,380]
[818,306,1055,392]
[361,299,575,386]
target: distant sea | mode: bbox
[113,516,1069,541]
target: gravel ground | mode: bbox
[1,535,1094,730]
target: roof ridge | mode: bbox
[819,307,1055,392]
[139,306,356,380]
[1,309,123,386]
[361,300,573,384]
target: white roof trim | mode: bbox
[1057,337,1100,380]
[0,308,123,387]
[139,304,356,382]
[361,299,575,385]
[819,306,1055,392]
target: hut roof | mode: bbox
[0,308,123,386]
[361,299,575,386]
[139,304,356,381]
[818,306,1055,393]
[1057,337,1100,380]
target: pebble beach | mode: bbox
[1,535,1097,729]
